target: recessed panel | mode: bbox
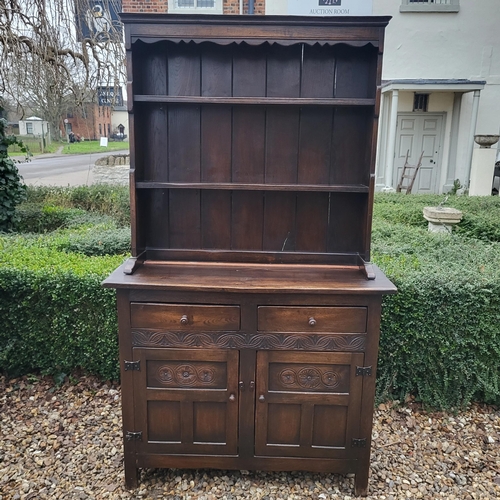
[147,401,181,442]
[193,402,227,444]
[267,404,301,445]
[312,405,348,448]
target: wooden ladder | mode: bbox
[396,150,424,194]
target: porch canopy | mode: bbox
[380,79,486,190]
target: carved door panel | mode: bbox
[133,348,239,456]
[255,351,364,458]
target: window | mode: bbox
[26,122,33,134]
[99,123,102,136]
[413,93,429,112]
[400,0,459,12]
[169,0,223,14]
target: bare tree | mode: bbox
[0,0,125,138]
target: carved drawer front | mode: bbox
[257,306,367,333]
[131,303,241,331]
[255,351,364,459]
[133,348,239,456]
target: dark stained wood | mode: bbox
[328,193,367,255]
[103,261,397,295]
[295,193,329,252]
[232,108,265,184]
[136,182,370,192]
[167,42,201,96]
[201,43,232,97]
[110,15,394,497]
[297,109,333,185]
[134,95,376,106]
[257,306,367,333]
[231,191,264,251]
[168,105,200,182]
[130,303,241,330]
[201,108,232,182]
[144,189,169,250]
[265,109,300,184]
[266,44,301,98]
[331,108,372,185]
[201,190,231,249]
[301,44,335,98]
[141,104,169,181]
[335,45,377,99]
[232,44,266,97]
[255,351,364,458]
[262,192,296,252]
[168,189,200,249]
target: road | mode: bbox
[16,149,129,186]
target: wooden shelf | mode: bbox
[135,182,370,193]
[134,95,376,106]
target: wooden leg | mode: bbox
[354,468,369,497]
[124,456,139,489]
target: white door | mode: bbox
[393,114,444,194]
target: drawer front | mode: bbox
[131,303,241,331]
[257,306,367,333]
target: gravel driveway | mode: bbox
[1,375,499,499]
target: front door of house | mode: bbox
[393,113,444,194]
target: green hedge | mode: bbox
[372,220,500,408]
[0,238,125,380]
[23,185,130,226]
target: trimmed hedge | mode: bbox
[372,220,500,408]
[0,240,125,380]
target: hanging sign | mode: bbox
[75,1,122,42]
[287,0,373,16]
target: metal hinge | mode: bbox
[352,438,367,448]
[355,366,372,377]
[124,360,140,371]
[125,431,142,441]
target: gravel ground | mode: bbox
[1,375,499,500]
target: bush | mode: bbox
[56,227,131,256]
[372,220,500,409]
[0,118,28,231]
[24,185,130,226]
[374,193,500,242]
[0,239,125,379]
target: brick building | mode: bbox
[63,103,113,141]
[122,0,264,15]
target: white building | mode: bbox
[18,116,51,140]
[266,0,500,194]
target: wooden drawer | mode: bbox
[257,306,367,333]
[131,303,241,330]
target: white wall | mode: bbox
[19,119,49,137]
[111,109,129,136]
[375,0,500,180]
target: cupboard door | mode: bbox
[255,351,364,459]
[133,348,239,456]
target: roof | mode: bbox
[382,79,486,93]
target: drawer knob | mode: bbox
[308,317,316,327]
[229,393,236,402]
[259,394,265,403]
[180,315,189,325]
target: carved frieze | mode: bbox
[132,330,366,352]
